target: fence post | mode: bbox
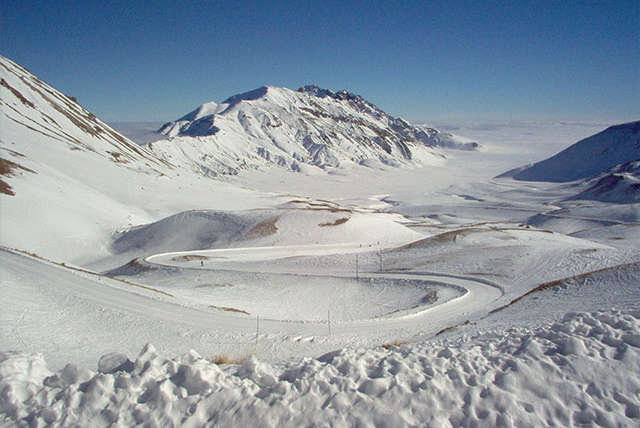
[255,315,260,348]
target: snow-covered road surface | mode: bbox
[1,245,503,370]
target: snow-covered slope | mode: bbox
[0,55,269,263]
[498,120,640,182]
[0,56,170,174]
[110,205,421,259]
[569,160,640,203]
[151,85,469,175]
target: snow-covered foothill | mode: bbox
[569,160,640,204]
[498,120,640,182]
[0,54,277,264]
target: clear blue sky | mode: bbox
[2,0,638,122]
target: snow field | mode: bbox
[106,266,459,322]
[2,308,638,427]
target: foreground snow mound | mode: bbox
[498,120,640,182]
[2,309,638,427]
[151,85,459,175]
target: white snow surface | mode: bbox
[2,55,640,426]
[569,160,640,204]
[2,308,639,427]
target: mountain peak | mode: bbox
[222,86,269,107]
[297,85,363,103]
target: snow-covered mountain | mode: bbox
[151,85,476,175]
[498,120,640,182]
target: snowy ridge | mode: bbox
[498,120,640,182]
[0,55,169,171]
[151,85,475,175]
[567,160,640,204]
[2,309,638,427]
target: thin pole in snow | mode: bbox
[255,315,260,347]
[356,254,359,281]
[328,309,331,336]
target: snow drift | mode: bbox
[2,309,638,427]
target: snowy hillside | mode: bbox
[0,55,271,263]
[498,120,640,182]
[150,85,476,175]
[0,56,169,173]
[569,160,640,203]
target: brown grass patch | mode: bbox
[244,216,279,240]
[0,157,36,196]
[288,200,354,213]
[435,320,472,336]
[381,339,407,349]
[399,228,487,249]
[490,261,640,314]
[0,147,25,158]
[209,304,250,315]
[1,78,34,108]
[0,180,15,196]
[171,254,210,261]
[319,217,349,227]
[108,151,129,164]
[0,157,36,176]
[209,353,252,365]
